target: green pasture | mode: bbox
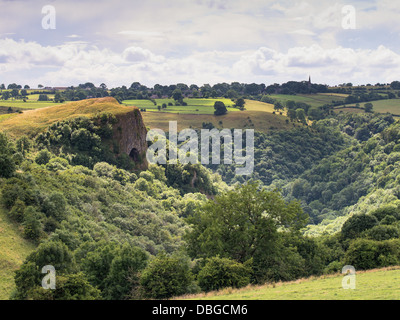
[182,267,400,300]
[268,94,346,108]
[122,98,240,115]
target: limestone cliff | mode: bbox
[112,107,148,170]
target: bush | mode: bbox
[341,214,378,239]
[104,244,148,300]
[344,238,400,270]
[363,225,400,241]
[93,162,114,178]
[0,154,15,178]
[71,129,100,151]
[9,199,25,222]
[25,240,75,272]
[324,260,343,274]
[197,256,251,292]
[1,178,37,209]
[22,207,42,241]
[28,273,102,300]
[140,253,193,299]
[214,101,227,116]
[38,94,49,101]
[42,192,67,222]
[370,206,400,222]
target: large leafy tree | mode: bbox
[185,182,308,264]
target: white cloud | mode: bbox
[1,38,399,87]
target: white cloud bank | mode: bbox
[1,38,399,87]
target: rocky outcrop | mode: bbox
[112,107,148,170]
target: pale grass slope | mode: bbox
[177,267,400,300]
[0,97,137,138]
[0,208,35,300]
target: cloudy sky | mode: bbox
[0,0,400,88]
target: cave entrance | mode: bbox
[129,148,140,162]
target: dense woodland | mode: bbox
[1,101,400,299]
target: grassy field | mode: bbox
[364,99,400,115]
[179,267,400,300]
[122,98,239,115]
[333,99,400,115]
[0,101,61,110]
[141,99,297,133]
[268,93,346,108]
[0,208,35,300]
[334,107,365,114]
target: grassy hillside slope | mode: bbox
[0,208,35,299]
[0,97,136,138]
[181,267,400,300]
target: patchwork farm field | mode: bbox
[122,98,239,114]
[362,99,400,115]
[334,98,400,115]
[180,267,400,300]
[141,99,297,133]
[268,93,346,108]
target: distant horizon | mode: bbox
[0,80,395,90]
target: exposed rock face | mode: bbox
[112,107,148,170]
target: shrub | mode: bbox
[370,206,400,222]
[140,253,193,299]
[341,214,378,239]
[0,154,15,178]
[22,207,42,241]
[197,256,251,292]
[9,199,26,222]
[29,273,102,300]
[104,244,148,300]
[344,238,400,270]
[214,101,227,116]
[363,225,400,241]
[42,192,67,222]
[38,94,49,101]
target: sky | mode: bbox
[1,0,400,88]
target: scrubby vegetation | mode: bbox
[2,95,400,300]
